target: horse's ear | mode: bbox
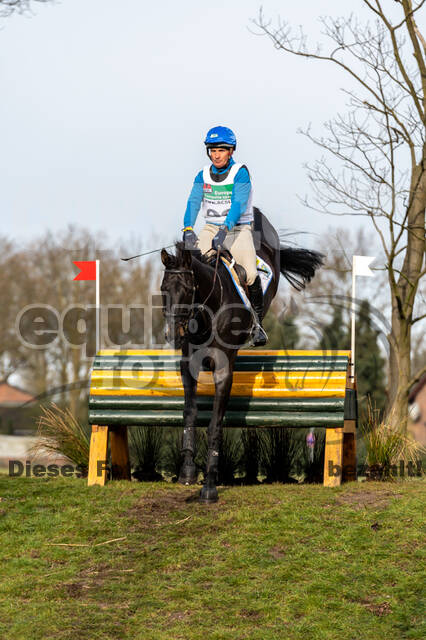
[161,248,172,268]
[182,249,192,269]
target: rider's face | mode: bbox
[209,147,233,169]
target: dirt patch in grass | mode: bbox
[269,545,286,559]
[166,610,192,623]
[220,540,234,549]
[239,608,262,620]
[124,487,222,531]
[62,561,133,600]
[65,582,84,598]
[362,600,393,616]
[335,489,402,510]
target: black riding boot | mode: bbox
[247,276,268,347]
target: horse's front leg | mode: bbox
[199,364,234,503]
[178,355,199,485]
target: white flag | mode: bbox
[353,255,375,277]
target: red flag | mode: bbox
[73,260,97,281]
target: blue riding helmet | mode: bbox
[204,126,237,150]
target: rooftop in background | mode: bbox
[0,382,35,407]
[409,374,426,404]
[408,374,426,448]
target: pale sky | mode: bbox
[0,0,416,251]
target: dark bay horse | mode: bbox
[160,208,323,503]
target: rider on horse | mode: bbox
[182,125,268,347]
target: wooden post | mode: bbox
[342,421,357,482]
[110,426,131,480]
[88,425,109,486]
[323,427,344,487]
[342,368,357,483]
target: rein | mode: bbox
[198,249,223,311]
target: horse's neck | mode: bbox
[192,258,220,305]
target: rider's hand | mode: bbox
[182,227,197,248]
[212,225,227,251]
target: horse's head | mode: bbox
[160,243,195,347]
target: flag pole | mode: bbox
[96,259,100,355]
[350,255,376,381]
[350,256,356,381]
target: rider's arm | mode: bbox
[223,166,251,230]
[183,170,204,229]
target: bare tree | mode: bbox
[0,1,50,17]
[256,0,426,429]
[0,237,26,381]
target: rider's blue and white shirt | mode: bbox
[183,158,253,231]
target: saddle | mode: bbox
[205,248,247,290]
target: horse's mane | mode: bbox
[173,242,211,267]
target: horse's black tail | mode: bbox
[279,246,324,291]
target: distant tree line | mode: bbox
[0,227,159,429]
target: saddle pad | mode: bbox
[221,259,251,308]
[256,256,273,293]
[220,254,273,307]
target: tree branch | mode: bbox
[401,0,426,82]
[412,312,426,324]
[254,10,406,119]
[364,0,425,120]
[0,0,50,18]
[406,365,426,393]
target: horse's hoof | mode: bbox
[199,485,218,503]
[178,465,198,486]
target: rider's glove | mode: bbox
[182,227,197,248]
[212,225,227,251]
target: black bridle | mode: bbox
[162,252,223,338]
[162,268,197,335]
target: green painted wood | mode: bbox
[89,395,345,412]
[94,355,348,362]
[88,409,344,428]
[93,355,349,372]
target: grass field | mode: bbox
[0,476,424,640]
